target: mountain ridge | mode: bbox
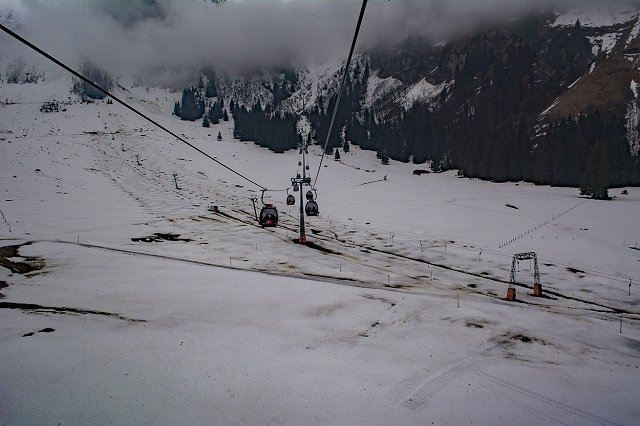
[3,5,640,191]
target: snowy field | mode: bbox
[1,77,640,425]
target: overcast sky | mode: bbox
[1,0,638,86]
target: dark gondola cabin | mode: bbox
[259,204,278,227]
[305,200,319,216]
[286,194,295,205]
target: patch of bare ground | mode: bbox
[131,233,192,243]
[0,244,45,275]
[549,54,637,120]
[0,301,145,323]
[491,330,553,350]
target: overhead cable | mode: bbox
[313,0,368,188]
[0,23,267,191]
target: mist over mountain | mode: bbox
[211,3,640,192]
[3,0,640,193]
[2,0,637,85]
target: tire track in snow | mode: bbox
[475,370,621,425]
[389,351,482,410]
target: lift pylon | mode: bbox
[509,252,542,299]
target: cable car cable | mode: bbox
[0,23,269,191]
[313,0,368,188]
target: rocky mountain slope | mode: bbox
[206,6,640,190]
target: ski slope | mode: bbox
[1,77,639,425]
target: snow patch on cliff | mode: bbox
[588,33,620,56]
[626,16,640,47]
[400,78,448,110]
[626,96,640,157]
[553,6,638,28]
[364,70,402,109]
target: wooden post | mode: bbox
[506,287,516,301]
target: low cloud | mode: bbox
[1,0,637,86]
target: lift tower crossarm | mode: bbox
[510,252,540,288]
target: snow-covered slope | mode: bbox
[553,5,639,28]
[399,78,449,110]
[1,73,639,424]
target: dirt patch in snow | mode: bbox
[0,301,145,323]
[131,233,192,243]
[23,327,55,337]
[567,267,586,274]
[292,239,339,255]
[549,55,635,120]
[0,244,45,275]
[492,331,550,350]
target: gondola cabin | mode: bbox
[286,194,295,205]
[259,204,279,227]
[305,200,319,216]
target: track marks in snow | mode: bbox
[476,371,621,426]
[389,351,483,410]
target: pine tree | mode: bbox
[202,115,210,127]
[580,141,610,199]
[334,149,341,161]
[173,101,181,117]
[72,61,113,100]
[209,100,223,124]
[180,88,203,121]
[205,80,218,98]
[381,150,390,165]
[217,131,222,141]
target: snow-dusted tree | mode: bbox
[205,80,218,98]
[72,61,113,100]
[180,88,204,121]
